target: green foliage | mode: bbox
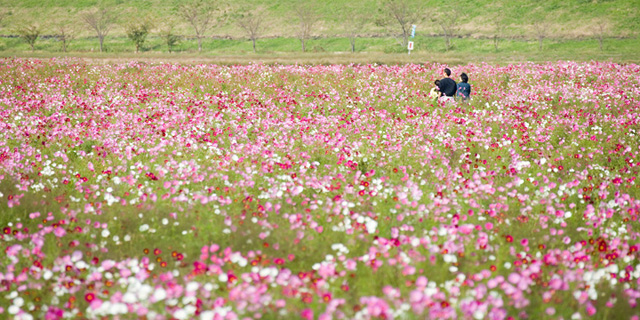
[14,23,40,51]
[125,19,153,52]
[163,30,180,53]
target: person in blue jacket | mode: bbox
[456,73,471,101]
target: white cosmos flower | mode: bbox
[174,309,188,320]
[186,282,199,292]
[152,288,167,301]
[122,292,137,303]
[365,218,377,234]
[13,297,24,307]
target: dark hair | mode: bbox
[434,80,440,86]
[443,68,451,76]
[460,73,468,83]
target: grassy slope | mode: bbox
[0,0,639,61]
[1,0,639,38]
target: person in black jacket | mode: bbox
[439,68,457,103]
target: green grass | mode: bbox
[1,0,639,62]
[1,0,639,38]
[2,34,639,64]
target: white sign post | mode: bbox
[408,25,417,55]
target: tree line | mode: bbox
[0,0,621,54]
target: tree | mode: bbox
[293,2,320,53]
[82,8,113,52]
[126,19,153,53]
[488,11,507,52]
[53,22,75,53]
[433,6,465,51]
[380,0,422,47]
[531,20,547,51]
[342,5,366,53]
[15,24,40,52]
[593,18,611,52]
[178,0,217,52]
[237,12,263,53]
[529,8,548,51]
[160,22,181,53]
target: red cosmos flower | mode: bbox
[322,293,332,302]
[301,293,313,303]
[505,235,514,243]
[193,261,207,275]
[598,240,608,252]
[3,227,10,234]
[153,248,161,255]
[85,293,95,302]
[146,172,158,181]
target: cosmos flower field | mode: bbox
[1,58,640,320]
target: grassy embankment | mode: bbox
[0,0,639,63]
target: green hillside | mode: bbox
[1,0,638,38]
[0,0,638,59]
